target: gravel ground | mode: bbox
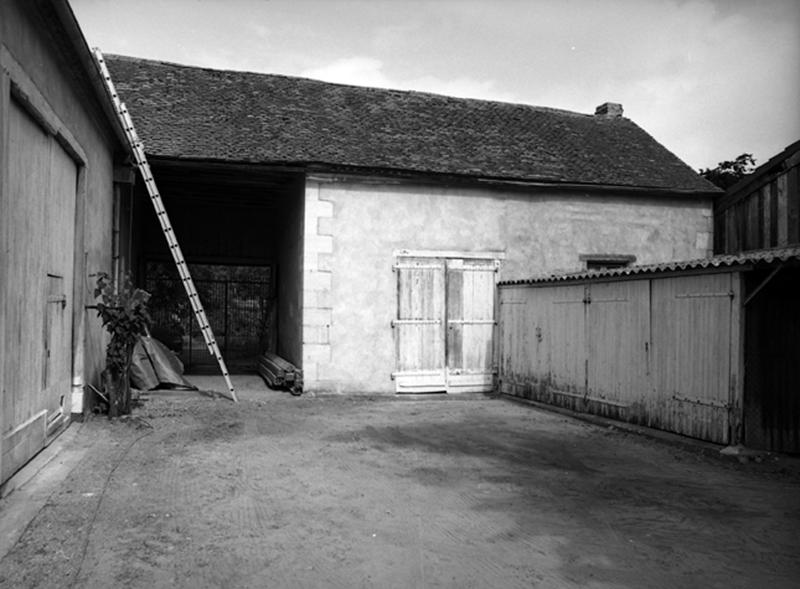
[1,376,798,588]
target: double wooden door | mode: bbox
[392,256,497,393]
[1,98,77,483]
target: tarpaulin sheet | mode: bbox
[130,336,196,390]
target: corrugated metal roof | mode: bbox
[500,246,800,285]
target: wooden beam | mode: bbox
[744,264,782,306]
[1,47,87,165]
[769,180,779,247]
[787,165,799,245]
[0,66,9,484]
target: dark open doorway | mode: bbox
[132,159,305,374]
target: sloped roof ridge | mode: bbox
[103,53,594,118]
[105,53,719,192]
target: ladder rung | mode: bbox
[93,47,237,403]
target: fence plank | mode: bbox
[498,272,738,444]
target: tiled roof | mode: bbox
[106,54,718,192]
[499,246,800,285]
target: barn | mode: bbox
[0,0,131,485]
[104,55,721,396]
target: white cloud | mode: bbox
[71,0,800,170]
[301,57,389,87]
[301,56,521,103]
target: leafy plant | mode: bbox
[93,272,151,416]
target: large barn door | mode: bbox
[446,258,496,392]
[392,258,447,392]
[1,99,76,483]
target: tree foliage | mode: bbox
[699,153,756,190]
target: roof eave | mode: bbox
[138,155,718,198]
[304,162,720,197]
[49,0,131,158]
[499,246,800,286]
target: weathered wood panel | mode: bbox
[776,173,789,247]
[393,255,496,393]
[650,274,733,443]
[715,142,800,254]
[498,271,740,445]
[0,67,8,482]
[788,165,799,244]
[586,280,650,420]
[1,98,76,482]
[393,257,446,392]
[547,285,587,400]
[497,285,551,398]
[446,258,495,392]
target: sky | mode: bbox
[71,0,800,171]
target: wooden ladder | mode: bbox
[93,48,237,402]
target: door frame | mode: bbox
[0,48,88,484]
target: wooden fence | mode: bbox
[498,271,743,445]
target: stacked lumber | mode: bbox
[258,352,303,395]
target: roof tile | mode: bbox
[106,54,718,192]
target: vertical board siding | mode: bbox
[445,258,496,392]
[498,285,550,398]
[788,166,800,243]
[393,258,446,391]
[769,181,779,247]
[586,281,650,420]
[776,174,789,247]
[650,274,732,443]
[498,272,739,444]
[716,149,799,254]
[547,285,587,399]
[2,99,77,482]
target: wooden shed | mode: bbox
[714,140,800,254]
[0,0,130,485]
[710,140,800,452]
[498,248,800,453]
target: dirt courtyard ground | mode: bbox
[1,376,798,588]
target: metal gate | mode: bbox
[145,263,273,371]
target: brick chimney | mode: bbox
[595,102,623,118]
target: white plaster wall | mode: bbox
[303,179,712,394]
